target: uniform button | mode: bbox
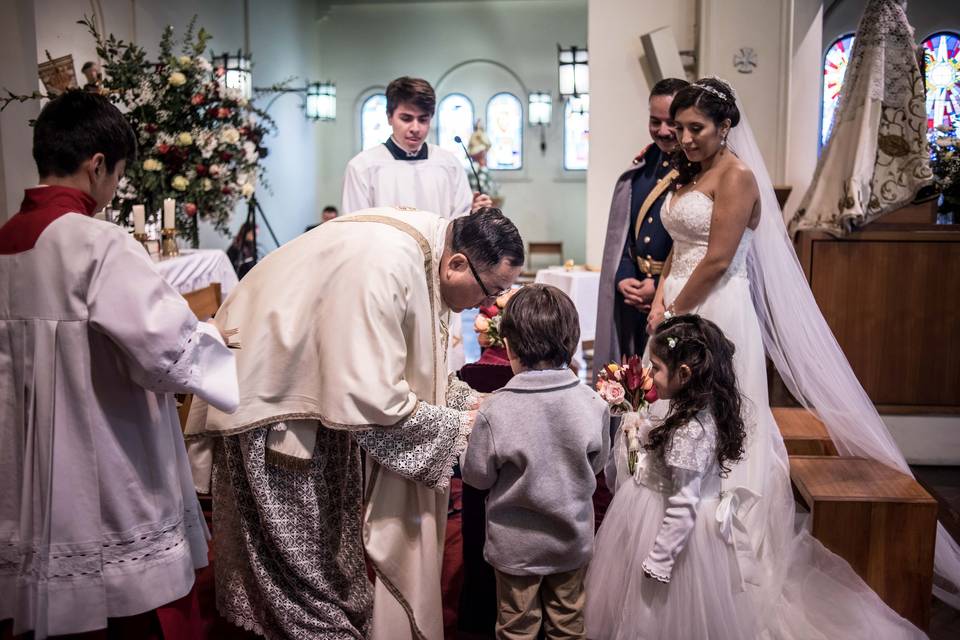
[662,161,669,167]
[647,217,654,223]
[646,254,652,259]
[644,236,651,243]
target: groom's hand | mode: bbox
[618,277,654,310]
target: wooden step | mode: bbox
[789,455,937,629]
[773,407,838,456]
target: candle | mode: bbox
[163,198,175,229]
[133,204,145,234]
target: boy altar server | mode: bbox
[0,91,239,637]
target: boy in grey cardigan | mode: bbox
[461,284,610,639]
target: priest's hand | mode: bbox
[471,192,494,211]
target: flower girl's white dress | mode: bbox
[585,412,756,639]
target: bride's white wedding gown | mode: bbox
[584,189,925,639]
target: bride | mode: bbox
[584,77,952,638]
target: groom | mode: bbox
[595,77,689,377]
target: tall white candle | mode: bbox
[133,204,145,234]
[163,198,175,228]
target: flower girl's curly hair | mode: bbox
[646,314,746,477]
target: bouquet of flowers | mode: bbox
[81,16,274,247]
[473,288,519,349]
[596,355,658,474]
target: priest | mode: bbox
[0,91,239,638]
[185,207,524,639]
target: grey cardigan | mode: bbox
[461,368,611,576]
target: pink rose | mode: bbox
[599,380,626,406]
[478,333,493,348]
[474,315,490,333]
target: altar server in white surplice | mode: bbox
[342,76,493,373]
[184,207,523,640]
[0,92,239,639]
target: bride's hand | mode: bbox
[647,302,665,335]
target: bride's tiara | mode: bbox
[693,82,732,103]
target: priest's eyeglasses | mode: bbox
[465,254,506,300]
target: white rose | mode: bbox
[168,71,187,87]
[142,158,162,171]
[208,164,222,178]
[176,132,193,146]
[178,55,192,67]
[220,127,240,145]
[202,178,214,192]
[171,175,190,191]
[241,183,255,198]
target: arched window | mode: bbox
[821,33,855,146]
[436,94,475,165]
[563,95,589,171]
[360,93,389,151]
[921,31,960,138]
[486,92,523,170]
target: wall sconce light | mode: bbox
[557,45,589,97]
[215,50,252,100]
[306,82,336,121]
[528,91,552,153]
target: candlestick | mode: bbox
[160,228,179,258]
[132,204,145,234]
[163,198,175,229]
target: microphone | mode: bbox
[454,135,484,194]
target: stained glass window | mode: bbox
[436,94,475,166]
[486,93,523,170]
[821,34,855,146]
[563,95,589,171]
[922,31,960,138]
[360,93,389,151]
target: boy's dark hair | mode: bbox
[450,207,524,271]
[322,205,338,214]
[646,314,746,476]
[386,77,436,116]
[500,284,580,369]
[81,61,96,73]
[650,77,690,98]
[33,90,137,178]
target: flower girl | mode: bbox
[584,314,756,639]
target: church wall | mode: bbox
[0,0,41,221]
[313,0,590,264]
[27,0,321,251]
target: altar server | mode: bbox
[0,91,239,638]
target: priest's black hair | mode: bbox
[386,76,436,116]
[451,207,524,271]
[33,90,137,178]
[500,284,580,369]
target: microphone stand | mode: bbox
[455,135,484,195]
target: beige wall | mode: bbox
[0,0,40,220]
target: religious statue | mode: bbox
[467,120,503,207]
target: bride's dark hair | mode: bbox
[669,78,741,187]
[645,314,746,477]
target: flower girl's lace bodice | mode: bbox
[662,190,754,280]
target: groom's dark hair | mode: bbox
[451,207,524,271]
[650,77,690,98]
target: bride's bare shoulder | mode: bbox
[719,157,759,194]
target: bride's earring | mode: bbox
[720,134,728,150]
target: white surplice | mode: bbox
[342,142,472,220]
[0,213,238,638]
